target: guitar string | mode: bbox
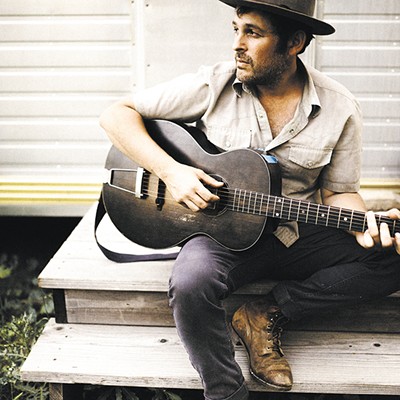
[127,177,387,224]
[113,182,396,232]
[132,178,364,219]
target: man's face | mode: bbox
[232,11,291,88]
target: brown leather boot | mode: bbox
[231,298,293,391]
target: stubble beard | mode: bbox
[236,51,291,90]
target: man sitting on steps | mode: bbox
[100,1,400,399]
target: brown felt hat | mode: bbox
[219,0,335,35]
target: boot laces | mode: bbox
[266,311,287,355]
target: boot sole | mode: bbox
[231,322,292,392]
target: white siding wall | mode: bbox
[0,0,133,215]
[316,0,400,181]
[0,0,398,216]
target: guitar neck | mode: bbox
[226,188,399,236]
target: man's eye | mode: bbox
[247,30,260,37]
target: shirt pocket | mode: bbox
[288,146,333,169]
[277,145,334,198]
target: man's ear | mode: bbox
[287,30,307,55]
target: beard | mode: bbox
[235,50,291,89]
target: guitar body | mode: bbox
[103,119,281,251]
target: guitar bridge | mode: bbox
[106,167,148,199]
[135,167,145,198]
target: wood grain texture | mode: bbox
[63,289,400,333]
[21,319,400,395]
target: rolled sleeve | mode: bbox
[132,66,212,123]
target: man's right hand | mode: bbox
[161,163,224,212]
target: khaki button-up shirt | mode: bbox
[133,60,363,247]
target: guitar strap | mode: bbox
[95,192,180,263]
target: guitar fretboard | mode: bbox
[224,188,399,236]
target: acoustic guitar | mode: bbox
[102,119,399,251]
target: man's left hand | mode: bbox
[355,208,400,254]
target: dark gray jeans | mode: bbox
[168,224,400,400]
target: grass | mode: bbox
[0,217,77,400]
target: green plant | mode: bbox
[0,253,54,325]
[0,313,48,400]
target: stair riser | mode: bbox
[55,289,400,333]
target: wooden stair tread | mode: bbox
[21,319,400,395]
[38,204,276,294]
[39,204,400,297]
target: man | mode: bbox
[100,1,400,399]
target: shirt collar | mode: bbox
[232,59,321,118]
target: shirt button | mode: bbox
[307,161,314,167]
[289,129,295,133]
[226,141,231,148]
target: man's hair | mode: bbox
[236,6,314,54]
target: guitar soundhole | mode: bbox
[203,175,228,217]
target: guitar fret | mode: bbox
[266,194,272,218]
[288,198,293,220]
[305,202,310,223]
[280,198,286,220]
[338,209,352,230]
[326,205,331,226]
[392,219,397,236]
[236,189,240,212]
[315,204,327,226]
[296,199,301,222]
[309,203,318,224]
[247,191,252,214]
[336,208,342,228]
[260,193,264,215]
[362,214,367,232]
[282,198,292,221]
[298,201,308,223]
[275,197,283,218]
[349,209,354,231]
[352,210,366,232]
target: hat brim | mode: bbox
[219,0,335,35]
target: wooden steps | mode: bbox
[21,319,400,395]
[21,204,400,397]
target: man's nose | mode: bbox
[232,32,246,52]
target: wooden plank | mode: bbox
[325,72,400,95]
[0,118,108,141]
[361,167,400,181]
[363,123,400,144]
[318,47,400,69]
[358,97,400,120]
[0,96,119,118]
[0,0,131,16]
[21,319,400,395]
[0,143,108,166]
[0,18,131,42]
[323,21,400,42]
[362,148,399,168]
[0,71,132,93]
[63,288,400,333]
[0,46,131,68]
[323,0,400,15]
